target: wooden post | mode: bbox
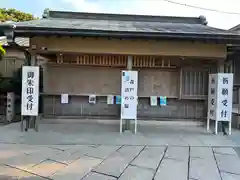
[21,115,24,132]
[33,54,40,132]
[218,60,224,73]
[238,88,240,129]
[179,68,183,99]
[29,53,39,132]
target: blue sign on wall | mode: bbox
[160,96,167,106]
[115,96,121,105]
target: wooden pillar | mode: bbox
[217,59,225,73]
[127,56,133,70]
[238,85,240,129]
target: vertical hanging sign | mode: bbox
[216,73,233,122]
[21,66,40,116]
[121,71,138,120]
[208,74,217,120]
[207,73,233,134]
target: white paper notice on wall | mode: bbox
[150,96,157,106]
[61,94,69,104]
[89,95,96,104]
[107,95,114,105]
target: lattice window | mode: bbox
[49,54,127,67]
[181,68,209,99]
[77,55,127,67]
[132,56,176,68]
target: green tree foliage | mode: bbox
[0,8,37,22]
[0,45,6,60]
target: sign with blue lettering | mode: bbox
[121,71,138,119]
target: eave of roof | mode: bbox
[0,36,29,47]
[0,25,239,44]
[229,24,240,32]
[0,11,240,43]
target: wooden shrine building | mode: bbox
[1,10,240,125]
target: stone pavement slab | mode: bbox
[49,148,85,165]
[215,153,240,175]
[2,153,49,171]
[164,147,189,161]
[180,136,204,146]
[0,165,20,179]
[27,160,66,177]
[221,172,240,180]
[0,165,46,180]
[154,146,189,180]
[154,158,188,180]
[93,146,143,178]
[118,165,155,180]
[189,147,222,180]
[131,146,166,170]
[48,145,75,151]
[51,155,102,180]
[85,145,121,159]
[83,172,116,180]
[233,147,240,158]
[189,157,221,180]
[198,135,237,147]
[213,148,238,156]
[48,145,104,165]
[62,145,94,154]
[25,147,62,159]
[190,147,214,159]
[0,149,25,163]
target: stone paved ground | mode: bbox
[1,122,240,147]
[0,122,240,180]
[0,145,240,180]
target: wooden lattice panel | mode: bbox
[48,54,176,68]
[133,56,155,67]
[133,56,176,68]
[52,54,127,67]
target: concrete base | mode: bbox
[41,117,204,127]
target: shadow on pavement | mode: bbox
[0,174,47,180]
[234,147,240,158]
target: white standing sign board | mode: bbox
[21,66,40,116]
[120,71,138,134]
[207,73,233,135]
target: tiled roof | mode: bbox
[0,10,239,42]
[1,11,231,35]
[0,36,29,47]
[229,24,240,32]
[8,17,232,35]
